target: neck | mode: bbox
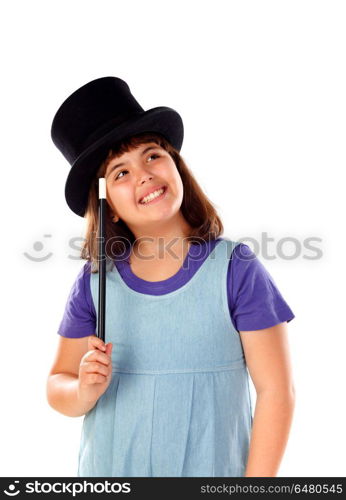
[130,212,192,261]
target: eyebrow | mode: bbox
[105,146,160,179]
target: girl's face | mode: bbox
[105,142,184,232]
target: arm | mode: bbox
[47,373,96,418]
[239,321,296,477]
[46,335,94,418]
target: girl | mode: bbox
[47,76,296,477]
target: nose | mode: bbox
[136,170,153,185]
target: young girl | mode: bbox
[47,76,296,478]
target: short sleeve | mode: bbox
[227,243,295,331]
[57,261,96,338]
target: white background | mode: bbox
[1,0,345,477]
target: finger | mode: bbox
[84,373,107,384]
[88,335,106,352]
[84,350,110,366]
[105,343,113,356]
[83,361,109,377]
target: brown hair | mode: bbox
[80,132,224,273]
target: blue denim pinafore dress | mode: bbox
[77,238,253,477]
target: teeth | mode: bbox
[140,188,164,204]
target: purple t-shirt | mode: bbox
[57,238,295,338]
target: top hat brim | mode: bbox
[64,106,184,217]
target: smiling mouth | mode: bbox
[139,186,167,205]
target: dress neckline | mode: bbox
[115,238,223,288]
[111,237,225,298]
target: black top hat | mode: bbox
[50,76,184,217]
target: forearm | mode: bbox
[244,389,295,477]
[46,373,96,418]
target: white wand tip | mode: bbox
[99,178,106,199]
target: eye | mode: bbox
[114,169,128,180]
[148,153,160,161]
[114,153,160,180]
